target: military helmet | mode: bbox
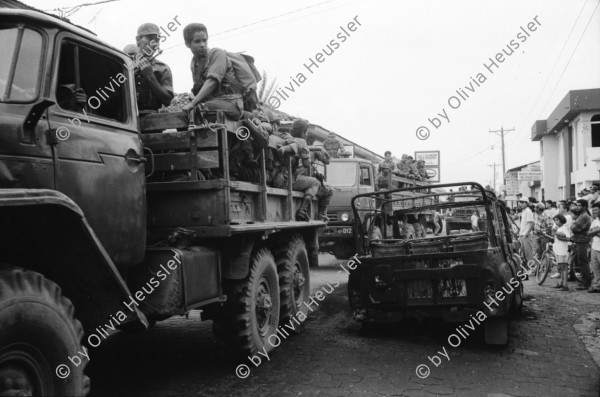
[137,23,160,37]
[123,44,138,55]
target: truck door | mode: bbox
[0,25,54,189]
[357,163,375,214]
[46,36,145,267]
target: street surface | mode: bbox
[87,254,600,397]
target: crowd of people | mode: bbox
[512,185,600,293]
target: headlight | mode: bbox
[341,213,350,222]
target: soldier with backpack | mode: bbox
[181,23,260,118]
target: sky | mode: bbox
[22,0,600,188]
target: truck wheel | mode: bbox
[333,242,355,260]
[275,236,310,329]
[213,249,280,357]
[0,267,90,397]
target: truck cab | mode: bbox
[317,157,375,259]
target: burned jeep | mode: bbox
[348,183,524,344]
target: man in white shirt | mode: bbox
[543,200,557,219]
[518,198,535,265]
[587,202,600,293]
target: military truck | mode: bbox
[317,159,434,259]
[0,9,323,396]
[348,183,524,345]
[316,157,376,259]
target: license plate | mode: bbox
[340,228,352,234]
[438,278,467,298]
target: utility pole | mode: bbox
[489,126,515,194]
[487,162,498,191]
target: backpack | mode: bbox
[227,52,261,111]
[190,49,262,111]
[226,52,261,91]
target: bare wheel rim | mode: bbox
[0,344,51,397]
[293,260,307,308]
[255,276,273,337]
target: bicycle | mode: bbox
[527,231,557,285]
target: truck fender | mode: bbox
[0,189,148,332]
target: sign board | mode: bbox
[415,151,440,183]
[517,171,542,181]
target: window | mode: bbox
[592,114,600,147]
[0,26,43,102]
[56,40,127,122]
[360,166,371,186]
[326,162,356,187]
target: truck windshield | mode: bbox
[0,26,43,102]
[327,162,356,187]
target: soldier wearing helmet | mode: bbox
[134,23,174,113]
[123,44,139,59]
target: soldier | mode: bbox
[417,160,429,180]
[134,23,174,113]
[378,151,398,175]
[376,163,391,191]
[123,43,139,59]
[323,132,344,158]
[181,23,243,119]
[397,154,412,177]
[277,119,331,221]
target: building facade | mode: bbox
[532,89,600,200]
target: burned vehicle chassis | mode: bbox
[348,182,524,344]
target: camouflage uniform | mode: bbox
[229,111,270,182]
[323,135,344,158]
[135,23,174,112]
[417,160,429,180]
[376,166,391,190]
[135,58,174,112]
[378,158,398,175]
[397,154,412,177]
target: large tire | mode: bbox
[0,267,90,397]
[275,236,310,328]
[212,249,280,357]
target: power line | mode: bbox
[539,0,600,112]
[502,1,573,123]
[510,0,599,150]
[506,0,588,150]
[161,0,337,52]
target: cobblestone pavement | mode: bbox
[87,254,600,397]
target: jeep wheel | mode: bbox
[333,241,355,260]
[275,235,310,329]
[0,267,90,397]
[213,249,280,357]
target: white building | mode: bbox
[532,88,600,200]
[504,161,541,206]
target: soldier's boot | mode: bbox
[296,195,312,222]
[317,187,332,222]
[317,207,329,222]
